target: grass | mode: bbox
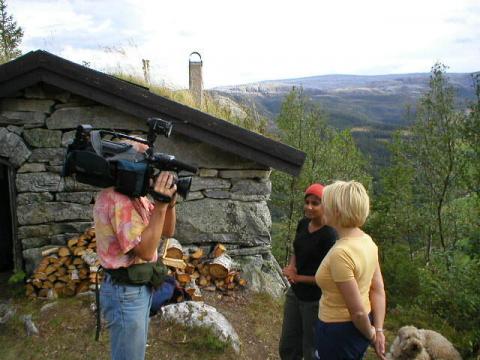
[0,279,282,360]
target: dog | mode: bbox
[387,325,462,360]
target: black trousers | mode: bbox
[279,287,319,360]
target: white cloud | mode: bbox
[10,0,480,88]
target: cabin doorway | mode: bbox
[0,162,14,271]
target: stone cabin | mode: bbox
[0,51,305,296]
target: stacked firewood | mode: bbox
[25,227,101,299]
[25,230,248,301]
[161,240,248,302]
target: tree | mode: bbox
[0,0,23,63]
[371,64,471,264]
[271,88,371,265]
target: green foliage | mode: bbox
[370,64,480,357]
[7,271,25,284]
[271,88,371,265]
[380,244,421,308]
[0,0,23,63]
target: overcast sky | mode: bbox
[11,0,480,88]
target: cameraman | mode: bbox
[94,152,177,360]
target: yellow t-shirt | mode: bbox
[315,234,378,322]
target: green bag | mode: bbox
[109,259,168,289]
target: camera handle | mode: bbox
[148,189,172,203]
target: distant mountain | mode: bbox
[210,72,477,172]
[212,73,475,127]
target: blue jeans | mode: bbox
[314,318,370,360]
[100,273,153,360]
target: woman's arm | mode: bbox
[161,195,177,238]
[133,172,176,261]
[369,262,387,359]
[336,280,375,341]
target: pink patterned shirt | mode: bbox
[93,187,157,269]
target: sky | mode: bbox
[10,0,480,89]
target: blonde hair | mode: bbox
[322,180,370,228]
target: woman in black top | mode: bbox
[279,183,337,360]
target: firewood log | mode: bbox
[86,227,95,239]
[176,272,191,284]
[184,263,195,274]
[190,248,204,260]
[67,237,79,248]
[198,275,209,287]
[212,244,226,258]
[209,254,233,279]
[41,247,59,257]
[58,247,71,257]
[165,238,184,259]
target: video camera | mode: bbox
[62,118,198,201]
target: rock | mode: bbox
[236,255,286,298]
[0,127,31,167]
[50,233,79,246]
[17,192,54,205]
[6,125,22,135]
[184,191,204,201]
[198,168,218,177]
[64,177,103,191]
[61,130,75,147]
[0,111,46,126]
[0,301,15,325]
[190,177,231,192]
[17,202,93,225]
[231,179,271,200]
[16,172,64,193]
[17,222,92,240]
[40,302,58,313]
[23,246,57,273]
[28,148,66,165]
[46,106,145,131]
[203,190,231,199]
[23,128,62,148]
[21,237,49,250]
[219,170,271,179]
[1,98,54,113]
[17,163,47,173]
[176,199,271,245]
[161,301,240,353]
[21,314,40,336]
[56,192,95,204]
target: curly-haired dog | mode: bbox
[387,325,462,360]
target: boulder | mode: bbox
[28,148,66,165]
[176,198,271,246]
[1,98,54,113]
[17,192,54,206]
[16,172,64,193]
[0,127,31,167]
[46,106,145,131]
[161,301,240,353]
[235,254,287,299]
[23,128,62,148]
[17,222,92,240]
[17,202,93,225]
[17,163,46,173]
[0,111,46,127]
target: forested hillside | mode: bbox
[212,72,476,173]
[268,65,480,358]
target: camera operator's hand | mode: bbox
[153,172,177,204]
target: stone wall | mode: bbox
[0,84,285,296]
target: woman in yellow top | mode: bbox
[314,181,386,360]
